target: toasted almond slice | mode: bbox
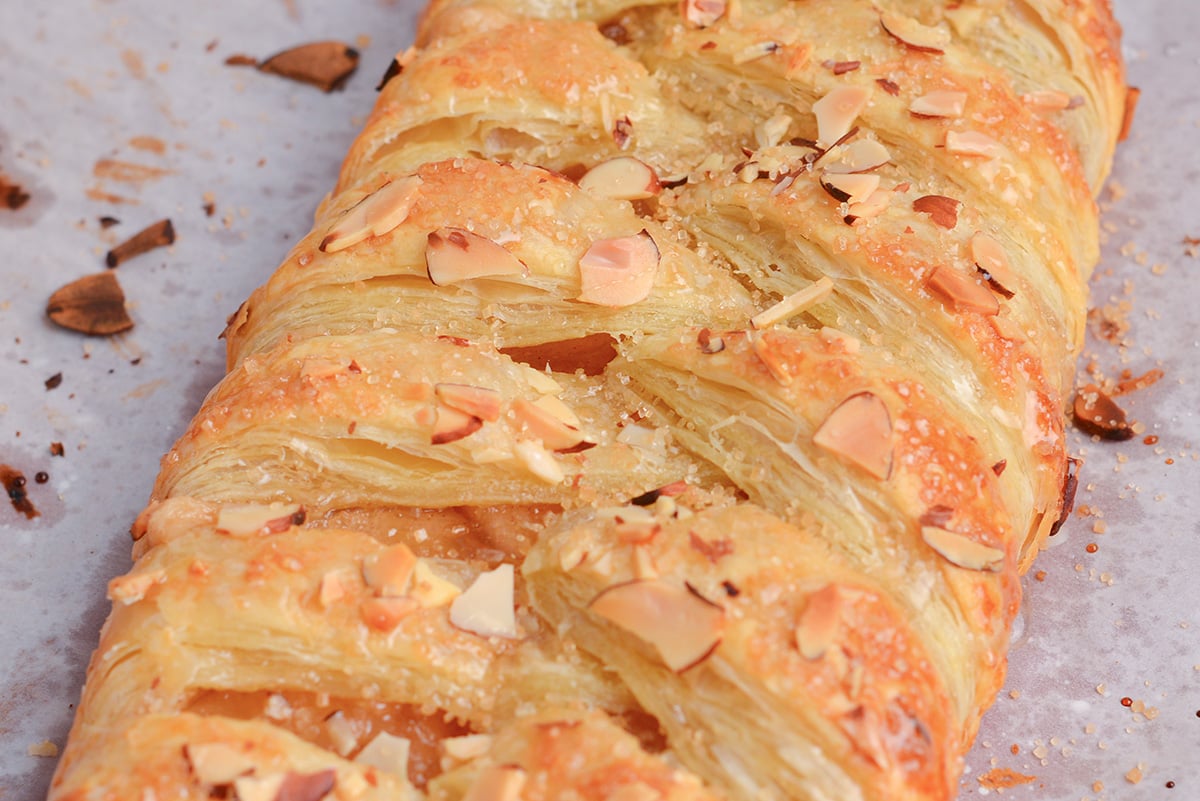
[821,139,891,174]
[909,90,968,118]
[1022,89,1073,112]
[184,743,255,785]
[926,266,999,315]
[442,734,494,765]
[795,584,843,660]
[362,543,417,596]
[512,398,586,452]
[880,12,951,53]
[108,569,166,606]
[426,228,527,286]
[732,40,781,64]
[325,711,358,756]
[921,526,1005,571]
[435,383,501,422]
[944,130,1004,158]
[463,765,527,801]
[531,394,581,428]
[970,232,1018,296]
[755,112,793,149]
[318,570,351,608]
[1073,384,1135,441]
[360,596,420,632]
[813,392,893,480]
[320,175,423,253]
[812,85,872,148]
[450,564,518,638]
[410,560,462,607]
[513,439,565,484]
[589,580,724,672]
[697,327,726,354]
[578,157,661,201]
[355,732,411,777]
[577,231,660,307]
[844,188,893,225]
[431,404,484,445]
[215,502,305,536]
[681,0,726,28]
[820,172,880,206]
[233,774,286,801]
[912,194,960,229]
[751,277,834,329]
[751,334,795,386]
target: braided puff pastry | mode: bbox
[51,1,1127,800]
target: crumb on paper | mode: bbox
[1125,762,1146,784]
[977,767,1036,790]
[28,740,58,758]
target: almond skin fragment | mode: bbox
[258,41,359,92]
[921,526,1005,571]
[813,392,893,479]
[912,195,960,229]
[320,175,423,253]
[909,91,968,118]
[46,272,134,336]
[879,12,951,53]
[435,383,501,422]
[576,230,660,307]
[812,85,872,148]
[426,228,527,286]
[449,564,518,638]
[215,503,305,536]
[681,0,726,28]
[926,266,999,315]
[588,579,725,672]
[105,218,175,267]
[578,157,661,200]
[1073,384,1135,441]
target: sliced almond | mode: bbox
[431,404,484,445]
[325,711,358,756]
[449,564,518,639]
[184,743,255,785]
[275,770,337,801]
[751,276,834,329]
[233,774,285,801]
[1021,89,1073,112]
[215,502,305,536]
[755,113,793,149]
[258,41,359,92]
[435,383,501,422]
[578,157,661,201]
[813,392,893,480]
[410,559,462,607]
[944,130,1004,159]
[970,232,1017,297]
[1073,384,1134,441]
[513,439,564,484]
[844,188,892,225]
[576,230,660,307]
[681,0,726,28]
[794,584,843,660]
[821,139,891,174]
[426,228,527,286]
[463,765,527,801]
[812,85,872,148]
[530,394,581,428]
[107,569,166,606]
[880,12,951,53]
[912,194,960,229]
[588,580,725,672]
[442,734,494,765]
[320,175,423,253]
[909,90,968,118]
[360,596,420,633]
[732,41,781,65]
[921,526,1004,571]
[511,398,587,452]
[318,570,351,608]
[820,172,880,206]
[355,732,411,777]
[697,328,726,354]
[926,266,999,315]
[362,543,417,596]
[46,272,134,336]
[751,333,795,386]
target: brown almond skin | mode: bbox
[1073,385,1134,440]
[46,272,134,336]
[258,42,359,92]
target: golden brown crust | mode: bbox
[53,2,1125,800]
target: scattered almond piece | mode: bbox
[105,218,174,268]
[926,266,999,315]
[589,579,725,671]
[912,195,960,229]
[258,41,359,92]
[751,277,834,329]
[909,90,968,118]
[320,176,423,253]
[820,172,880,206]
[681,0,726,28]
[435,383,501,422]
[215,502,305,536]
[794,584,844,660]
[27,741,58,758]
[813,392,893,479]
[46,272,134,336]
[578,157,661,201]
[184,743,256,785]
[1073,385,1135,441]
[449,564,519,638]
[880,12,951,53]
[426,228,528,286]
[922,525,1005,571]
[355,732,411,777]
[813,85,872,148]
[576,231,660,307]
[463,765,527,801]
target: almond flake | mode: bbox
[751,334,795,386]
[435,383,501,422]
[258,41,359,92]
[530,394,581,428]
[926,266,999,315]
[844,188,892,225]
[944,130,1004,159]
[463,765,527,801]
[318,570,351,608]
[426,228,527,286]
[912,194,960,229]
[821,139,891,174]
[921,526,1004,571]
[880,12,951,53]
[909,90,968,118]
[215,502,305,536]
[1021,89,1073,112]
[276,770,337,801]
[732,41,780,65]
[410,560,462,607]
[820,172,880,205]
[813,392,893,479]
[578,157,661,201]
[355,732,411,777]
[577,230,660,307]
[681,0,726,28]
[442,734,494,765]
[511,398,586,452]
[589,579,725,671]
[755,113,793,149]
[233,774,285,801]
[795,584,843,660]
[325,711,358,756]
[431,404,484,445]
[514,439,564,484]
[362,543,417,596]
[1073,385,1134,441]
[697,328,725,354]
[46,272,134,336]
[320,175,423,253]
[360,596,420,633]
[449,564,518,639]
[812,85,871,148]
[751,276,834,329]
[184,743,256,785]
[970,232,1017,297]
[107,569,166,606]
